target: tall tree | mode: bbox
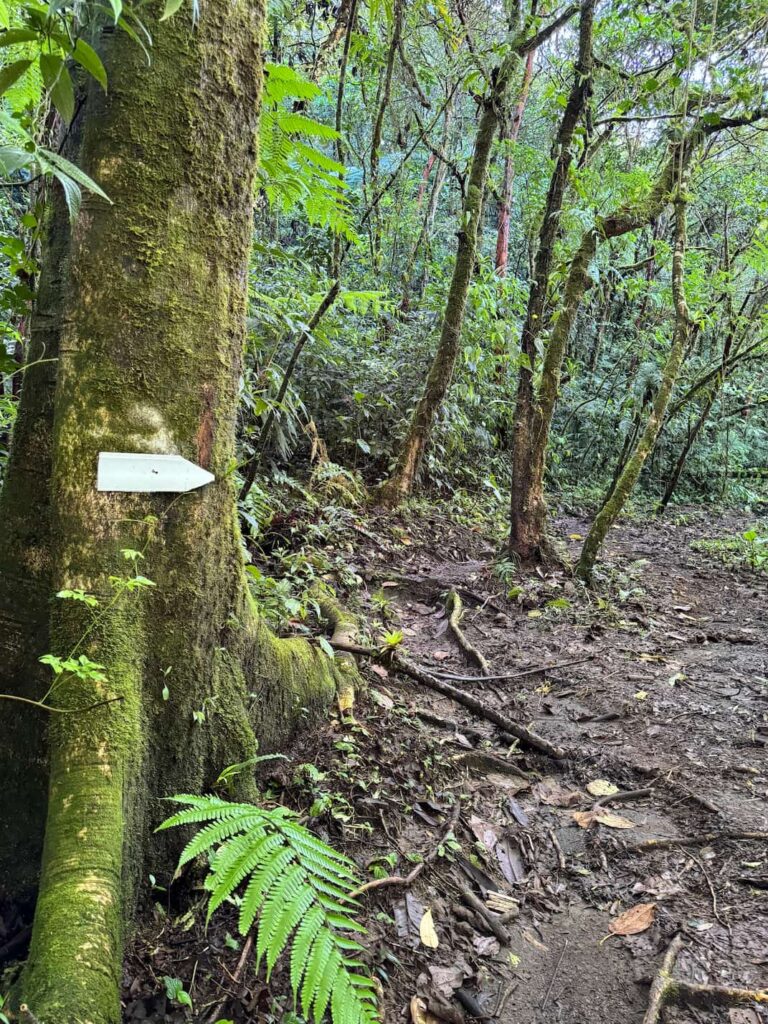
[0,5,356,1022]
[378,5,578,505]
[578,191,691,578]
[495,48,535,276]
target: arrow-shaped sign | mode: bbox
[97,452,215,493]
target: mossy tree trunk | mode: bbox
[577,196,691,580]
[376,74,510,504]
[506,112,721,562]
[495,48,535,277]
[378,6,579,505]
[0,174,72,902]
[508,0,594,561]
[0,6,356,1023]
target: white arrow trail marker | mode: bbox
[97,452,215,493]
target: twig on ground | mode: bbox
[594,787,654,808]
[682,847,728,932]
[347,801,460,899]
[548,828,567,871]
[424,654,594,683]
[541,938,569,1009]
[632,830,768,852]
[460,890,510,945]
[446,590,491,675]
[643,933,768,1023]
[326,638,566,758]
[204,933,254,1024]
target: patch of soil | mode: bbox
[119,506,768,1024]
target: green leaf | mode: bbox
[39,54,74,123]
[0,145,33,176]
[318,635,335,659]
[72,39,107,91]
[0,29,39,47]
[160,0,185,20]
[38,147,112,204]
[0,59,32,97]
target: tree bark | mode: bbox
[495,48,535,277]
[0,6,357,1022]
[578,195,691,580]
[506,108,719,561]
[508,0,595,560]
[0,173,73,901]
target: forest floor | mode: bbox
[121,500,768,1024]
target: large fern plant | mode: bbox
[158,795,378,1024]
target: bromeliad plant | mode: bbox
[158,795,379,1024]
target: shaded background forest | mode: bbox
[1,0,767,555]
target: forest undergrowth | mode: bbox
[85,486,768,1024]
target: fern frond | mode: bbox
[161,795,379,1024]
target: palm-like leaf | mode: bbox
[158,795,378,1024]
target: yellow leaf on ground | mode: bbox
[410,997,442,1024]
[595,810,635,829]
[419,909,439,949]
[572,810,636,829]
[608,902,656,936]
[586,779,619,797]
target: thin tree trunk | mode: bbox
[332,0,359,275]
[401,96,454,310]
[5,7,356,1021]
[657,391,715,510]
[377,5,581,504]
[370,0,403,267]
[495,48,535,276]
[506,106,726,561]
[508,0,595,560]
[578,195,691,580]
[377,73,513,504]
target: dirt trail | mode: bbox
[120,508,768,1024]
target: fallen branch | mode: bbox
[347,800,460,899]
[594,787,653,808]
[446,590,490,675]
[325,638,566,758]
[460,890,510,945]
[632,830,768,852]
[643,934,768,1023]
[425,654,594,683]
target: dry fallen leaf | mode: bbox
[586,779,619,797]
[608,902,656,936]
[410,996,442,1024]
[419,908,440,949]
[572,810,597,828]
[534,778,583,807]
[572,810,636,829]
[595,810,635,829]
[469,814,499,851]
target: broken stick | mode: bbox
[325,638,566,758]
[643,934,768,1023]
[446,590,491,675]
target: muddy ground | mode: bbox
[119,505,767,1024]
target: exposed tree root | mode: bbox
[446,590,491,675]
[643,934,768,1023]
[326,637,566,758]
[632,830,768,852]
[347,800,460,899]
